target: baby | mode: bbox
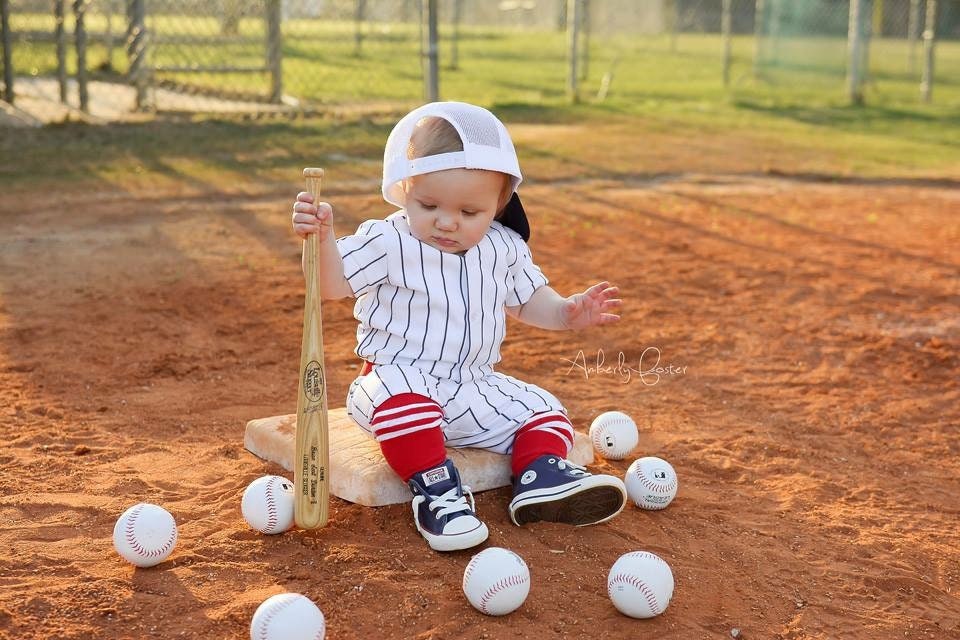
[292,102,626,552]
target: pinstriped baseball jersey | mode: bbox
[336,212,548,384]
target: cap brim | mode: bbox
[499,192,530,242]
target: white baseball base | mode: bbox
[624,456,678,510]
[112,503,178,568]
[241,475,295,535]
[250,593,325,640]
[244,408,594,506]
[462,547,531,616]
[588,411,639,460]
[607,551,675,618]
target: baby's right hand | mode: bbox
[291,192,334,240]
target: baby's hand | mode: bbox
[291,192,334,240]
[561,281,621,330]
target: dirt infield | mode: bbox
[1,173,958,639]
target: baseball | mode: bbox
[250,593,326,640]
[624,456,678,510]
[112,503,178,568]
[588,411,639,460]
[241,475,295,535]
[607,551,675,618]
[462,547,531,616]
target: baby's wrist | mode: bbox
[557,299,572,330]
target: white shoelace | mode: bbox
[428,485,477,519]
[556,459,589,476]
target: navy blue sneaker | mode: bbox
[408,459,488,552]
[509,455,627,527]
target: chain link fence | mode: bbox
[1,0,958,125]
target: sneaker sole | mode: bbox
[510,482,627,527]
[418,521,489,552]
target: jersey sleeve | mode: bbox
[336,220,389,298]
[505,235,549,307]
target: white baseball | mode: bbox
[250,593,326,640]
[589,411,639,460]
[462,547,531,616]
[607,551,675,618]
[625,456,678,510]
[112,503,178,568]
[242,475,295,535]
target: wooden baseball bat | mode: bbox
[294,167,330,529]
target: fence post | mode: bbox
[907,0,920,73]
[56,0,68,102]
[847,0,865,105]
[104,0,115,71]
[566,0,579,103]
[74,0,89,112]
[126,0,149,110]
[579,0,589,81]
[920,0,937,103]
[668,0,678,52]
[860,0,873,89]
[449,0,461,70]
[422,0,438,102]
[752,0,765,77]
[0,0,12,104]
[354,0,365,57]
[266,0,282,103]
[721,0,732,87]
[872,0,883,37]
[768,0,781,64]
[222,0,240,35]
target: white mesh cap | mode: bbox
[381,101,523,208]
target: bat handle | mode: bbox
[303,167,324,200]
[302,167,324,281]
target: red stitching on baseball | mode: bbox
[625,551,670,568]
[638,582,661,615]
[591,430,604,450]
[256,595,299,640]
[463,561,476,588]
[265,477,279,532]
[609,574,662,616]
[124,505,176,559]
[479,573,528,614]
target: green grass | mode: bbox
[11,14,960,106]
[3,18,958,192]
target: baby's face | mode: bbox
[403,168,506,254]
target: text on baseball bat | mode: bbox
[303,361,325,402]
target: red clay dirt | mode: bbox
[1,173,958,639]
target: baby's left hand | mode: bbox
[560,281,621,330]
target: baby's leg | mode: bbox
[466,375,627,528]
[437,372,625,525]
[369,392,447,482]
[347,365,487,551]
[510,410,574,477]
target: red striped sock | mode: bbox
[371,393,446,482]
[510,411,575,477]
